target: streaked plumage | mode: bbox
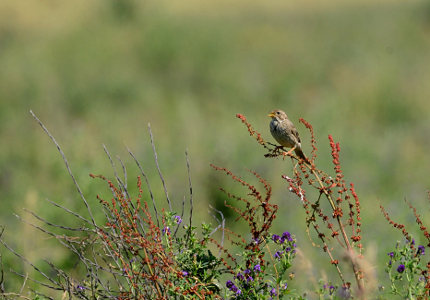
[268,109,307,160]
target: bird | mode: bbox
[268,109,307,161]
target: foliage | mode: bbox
[0,108,429,299]
[381,200,430,299]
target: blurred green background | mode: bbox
[1,0,430,296]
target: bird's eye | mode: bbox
[276,111,280,115]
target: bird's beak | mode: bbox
[267,113,275,118]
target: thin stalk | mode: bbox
[305,162,364,294]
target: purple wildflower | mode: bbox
[226,280,240,294]
[254,264,261,272]
[174,215,182,224]
[270,288,277,296]
[282,231,293,242]
[272,234,280,243]
[236,272,244,281]
[397,264,405,273]
[418,245,425,256]
[274,251,283,259]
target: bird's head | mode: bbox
[268,109,288,121]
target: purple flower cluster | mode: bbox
[229,264,263,294]
[236,272,244,281]
[272,231,297,260]
[228,262,290,298]
[397,264,405,273]
[272,234,281,243]
[387,244,425,276]
[236,267,256,284]
[272,231,294,244]
[226,280,242,295]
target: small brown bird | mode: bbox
[268,109,307,161]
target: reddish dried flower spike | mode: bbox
[405,199,430,248]
[211,164,277,252]
[236,113,267,147]
[327,135,348,205]
[380,204,412,242]
[351,236,361,242]
[350,183,362,241]
[299,118,318,163]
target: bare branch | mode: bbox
[43,198,93,226]
[23,208,91,232]
[29,110,96,227]
[127,147,160,228]
[0,239,60,287]
[185,150,193,229]
[148,123,171,211]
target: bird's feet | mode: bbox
[281,146,296,160]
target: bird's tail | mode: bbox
[295,147,310,164]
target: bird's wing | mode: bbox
[291,126,301,144]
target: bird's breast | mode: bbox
[270,120,295,148]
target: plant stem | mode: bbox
[305,163,365,295]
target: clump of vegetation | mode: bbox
[0,111,428,299]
